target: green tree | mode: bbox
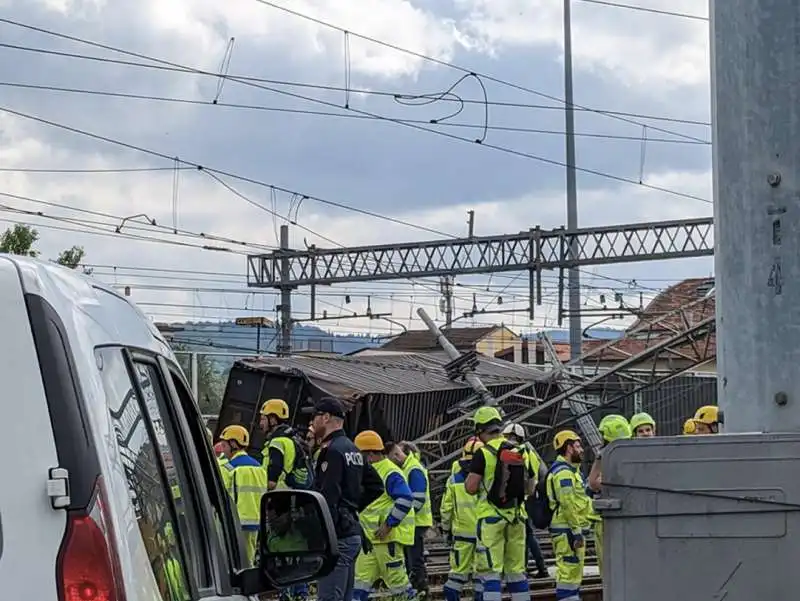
[171,342,226,415]
[56,245,86,269]
[0,224,40,256]
[0,224,87,269]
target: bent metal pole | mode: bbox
[416,307,496,406]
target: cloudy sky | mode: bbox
[0,0,712,344]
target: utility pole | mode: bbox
[563,0,582,362]
[714,0,800,434]
[277,224,292,357]
[439,275,454,327]
[600,4,800,599]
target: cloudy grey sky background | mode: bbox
[0,0,712,338]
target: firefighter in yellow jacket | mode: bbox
[441,438,483,601]
[465,407,532,601]
[218,425,268,566]
[547,430,593,601]
[353,430,416,601]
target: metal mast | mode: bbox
[563,0,582,360]
[713,0,800,433]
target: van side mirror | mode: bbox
[259,490,339,587]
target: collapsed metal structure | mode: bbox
[414,291,716,491]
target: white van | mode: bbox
[0,256,337,600]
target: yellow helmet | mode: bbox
[683,418,698,435]
[261,398,290,420]
[598,414,632,443]
[553,429,580,450]
[693,405,720,425]
[462,436,484,460]
[219,425,250,448]
[354,430,385,452]
[629,412,656,432]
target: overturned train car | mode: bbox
[214,350,561,464]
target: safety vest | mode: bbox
[164,555,186,601]
[359,457,415,546]
[475,436,527,521]
[402,453,433,527]
[546,456,592,532]
[264,433,297,489]
[440,469,477,539]
[524,444,542,484]
[267,527,310,554]
[217,454,234,490]
[228,451,268,530]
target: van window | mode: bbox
[97,347,200,599]
[165,365,245,571]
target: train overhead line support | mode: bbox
[246,217,714,288]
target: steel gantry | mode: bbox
[247,217,714,353]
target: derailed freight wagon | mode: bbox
[214,349,562,469]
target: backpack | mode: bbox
[284,434,315,490]
[484,440,528,510]
[528,463,568,529]
[268,427,315,490]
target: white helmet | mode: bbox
[502,423,526,439]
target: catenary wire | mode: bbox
[0,165,197,173]
[0,189,277,251]
[0,99,711,206]
[0,43,710,127]
[0,80,708,146]
[0,19,712,191]
[246,0,709,142]
[0,102,462,239]
[574,0,708,21]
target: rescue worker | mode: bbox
[465,407,532,601]
[547,430,592,601]
[588,414,632,576]
[387,441,432,596]
[311,397,384,601]
[440,437,483,601]
[214,440,234,490]
[629,412,656,438]
[693,405,722,434]
[353,430,416,601]
[501,422,548,579]
[218,424,268,566]
[260,398,310,490]
[683,418,699,435]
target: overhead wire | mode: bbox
[0,43,711,127]
[573,0,709,21]
[0,189,277,251]
[0,80,707,145]
[0,19,711,203]
[247,0,710,142]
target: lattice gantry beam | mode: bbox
[247,217,713,287]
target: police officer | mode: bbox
[311,397,384,601]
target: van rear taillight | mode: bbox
[57,476,126,601]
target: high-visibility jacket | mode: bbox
[440,467,477,539]
[164,555,186,601]
[217,454,234,490]
[264,427,311,489]
[228,450,268,530]
[474,436,528,521]
[546,455,592,535]
[359,457,415,545]
[402,452,433,527]
[523,443,542,485]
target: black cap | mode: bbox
[314,396,346,418]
